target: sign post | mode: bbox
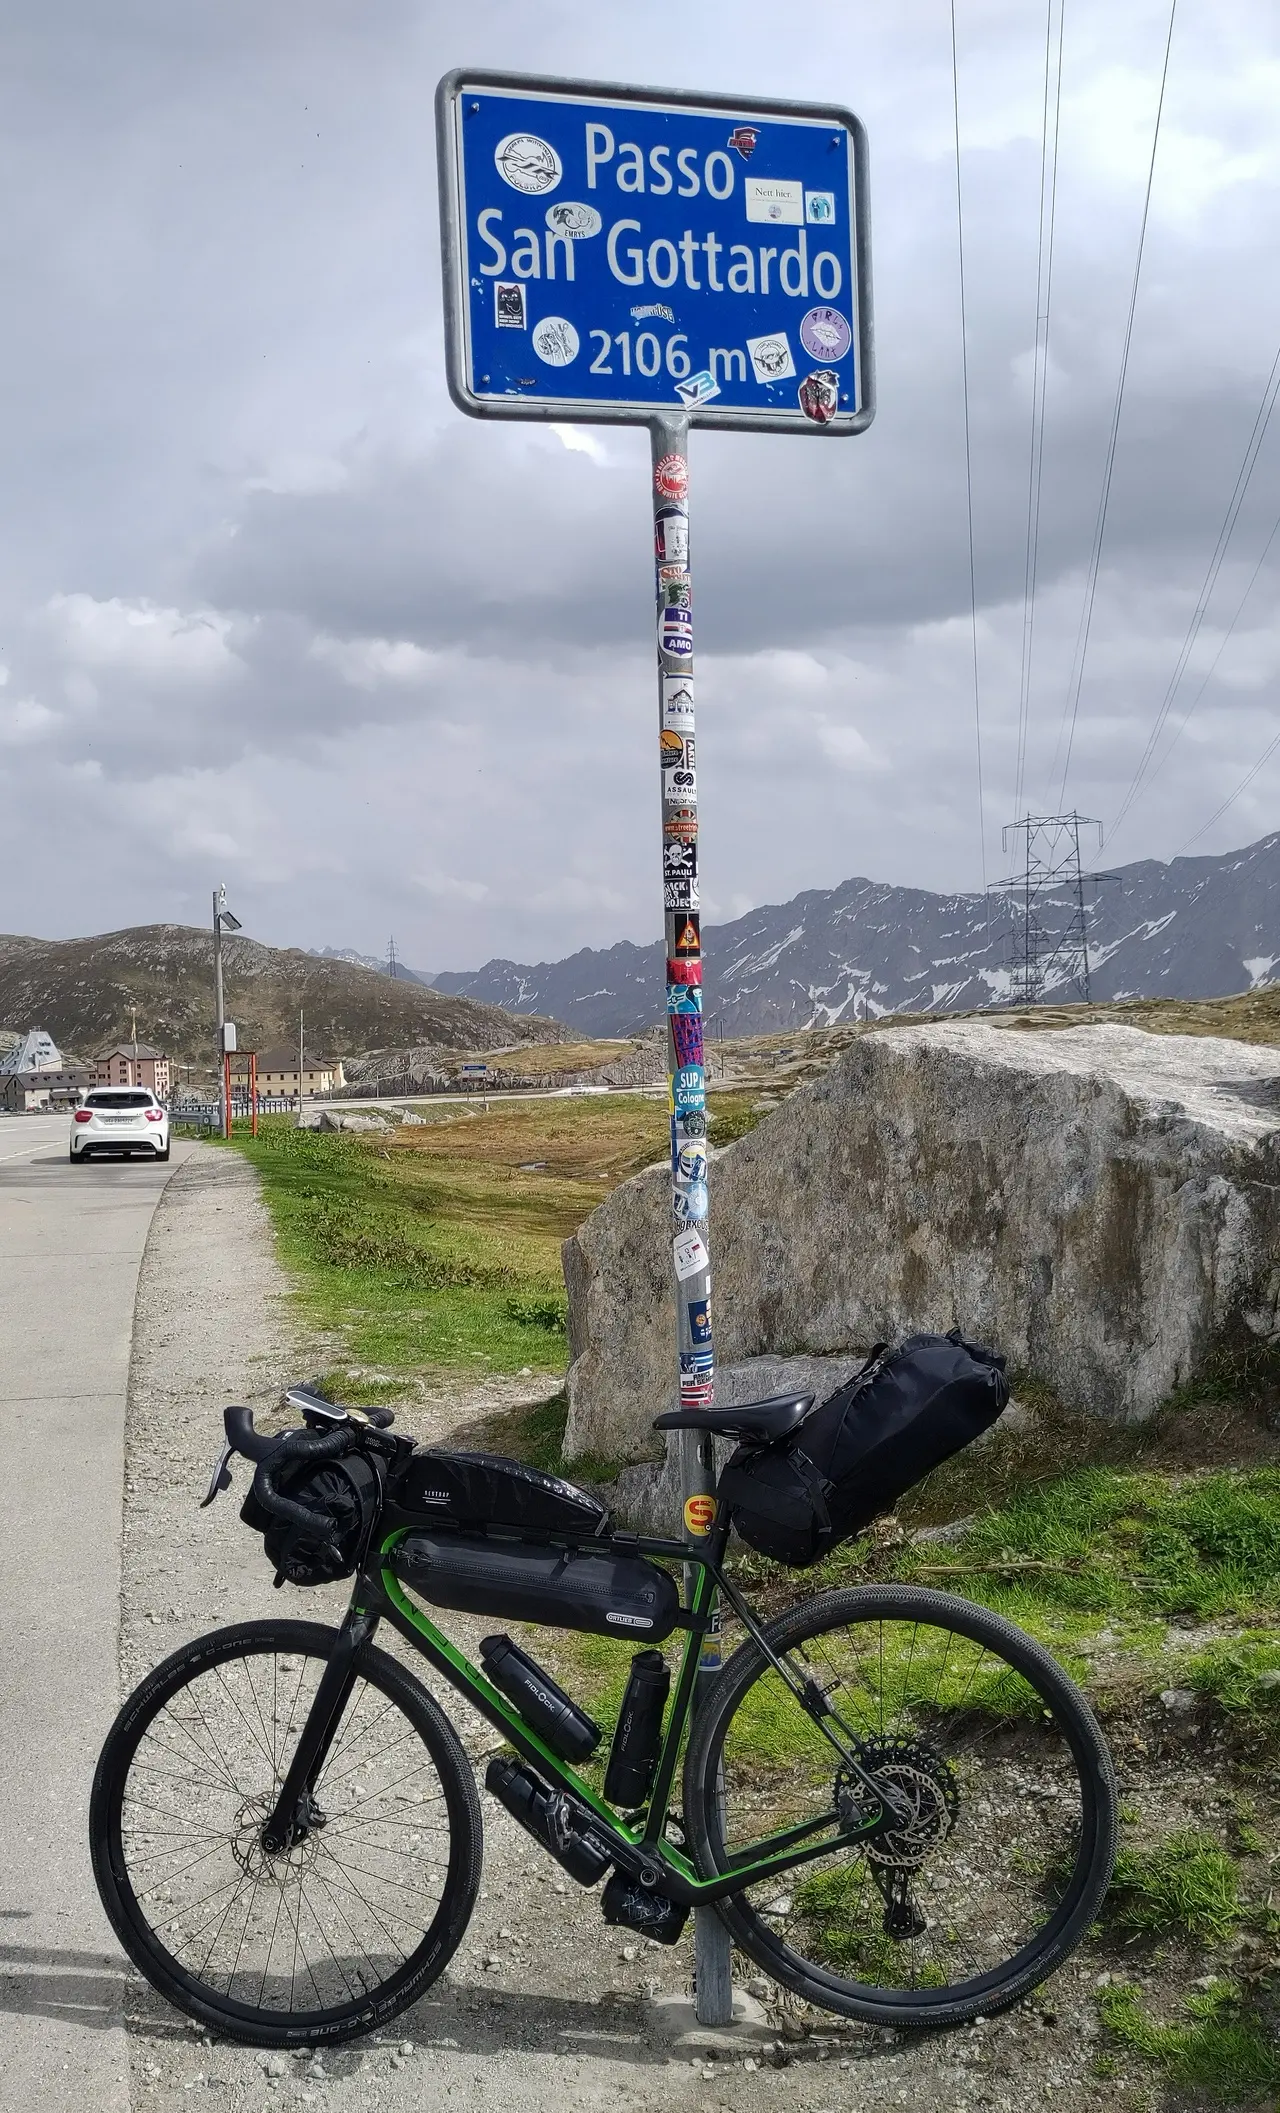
[436,68,872,2024]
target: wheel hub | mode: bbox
[842,1738,959,1868]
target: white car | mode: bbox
[71,1087,170,1163]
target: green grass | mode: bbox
[1099,1982,1280,2104]
[1181,1632,1280,1719]
[226,1115,594,1378]
[1101,1829,1243,1945]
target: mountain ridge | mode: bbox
[0,925,560,1066]
[432,833,1280,1038]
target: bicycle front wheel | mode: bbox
[91,1619,482,2046]
[684,1585,1115,2027]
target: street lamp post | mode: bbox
[212,886,242,1138]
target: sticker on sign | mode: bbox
[436,69,872,434]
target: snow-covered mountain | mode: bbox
[310,947,436,987]
[432,833,1280,1039]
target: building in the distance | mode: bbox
[0,1029,63,1075]
[95,1044,171,1098]
[1,1066,94,1112]
[254,1048,345,1099]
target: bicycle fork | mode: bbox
[261,1607,379,1853]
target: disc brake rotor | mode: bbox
[842,1738,959,1868]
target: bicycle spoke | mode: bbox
[707,1600,1100,2005]
[108,1636,466,2028]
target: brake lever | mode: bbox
[199,1438,234,1509]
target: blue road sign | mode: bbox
[436,71,872,435]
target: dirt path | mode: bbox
[117,1146,1137,2113]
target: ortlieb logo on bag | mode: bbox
[719,1330,1008,1568]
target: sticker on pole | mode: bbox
[673,1227,709,1279]
[437,70,872,434]
[683,1493,717,1536]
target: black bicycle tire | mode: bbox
[90,1618,483,2047]
[683,1584,1116,2028]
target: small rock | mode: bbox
[399,2040,415,2054]
[747,1977,771,1999]
[743,2057,758,2072]
[498,1928,513,1940]
[1159,1688,1198,1713]
[621,1944,637,1961]
[262,2054,289,2078]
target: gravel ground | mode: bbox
[115,1145,1164,2113]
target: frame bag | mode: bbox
[719,1331,1008,1568]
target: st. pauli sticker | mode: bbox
[672,914,701,958]
[672,1013,705,1068]
[683,1492,716,1535]
[799,369,841,424]
[672,1227,709,1280]
[654,452,689,502]
[663,837,697,881]
[688,1297,712,1344]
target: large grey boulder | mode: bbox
[562,1022,1280,1465]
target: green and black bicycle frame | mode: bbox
[262,1505,909,1907]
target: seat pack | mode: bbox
[717,1331,1008,1568]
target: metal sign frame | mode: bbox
[436,68,873,435]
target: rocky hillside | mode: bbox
[435,830,1280,1036]
[0,926,561,1065]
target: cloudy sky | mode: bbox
[3,0,1279,971]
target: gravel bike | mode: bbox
[91,1385,1116,2047]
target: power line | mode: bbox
[950,0,988,897]
[1107,341,1280,840]
[1177,725,1280,855]
[1013,0,1066,832]
[1047,0,1178,810]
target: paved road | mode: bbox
[0,1116,197,2113]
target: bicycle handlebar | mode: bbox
[223,1406,354,1539]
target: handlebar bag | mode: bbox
[240,1450,381,1587]
[395,1449,608,1537]
[718,1331,1008,1568]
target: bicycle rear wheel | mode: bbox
[684,1585,1115,2027]
[91,1619,482,2045]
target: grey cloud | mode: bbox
[2,0,1279,969]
